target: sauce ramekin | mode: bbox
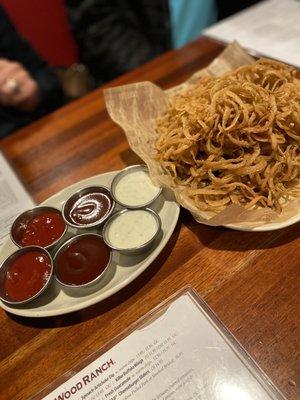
[10,206,67,250]
[111,165,162,209]
[102,208,161,254]
[53,233,112,288]
[62,186,115,229]
[0,246,53,305]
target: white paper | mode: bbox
[203,0,300,67]
[42,294,280,400]
[0,152,35,245]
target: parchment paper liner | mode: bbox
[104,42,300,227]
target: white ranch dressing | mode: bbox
[107,210,158,249]
[114,170,160,206]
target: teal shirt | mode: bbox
[169,0,217,48]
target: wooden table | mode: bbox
[0,37,299,400]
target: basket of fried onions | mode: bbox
[155,59,300,213]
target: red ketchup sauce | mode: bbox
[5,251,52,301]
[68,192,111,225]
[55,236,111,286]
[19,212,66,247]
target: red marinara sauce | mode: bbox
[55,236,111,286]
[19,212,66,247]
[5,251,52,301]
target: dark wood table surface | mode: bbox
[0,37,299,400]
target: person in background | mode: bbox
[66,0,261,86]
[66,0,217,85]
[0,6,63,139]
[65,0,172,85]
[169,0,217,49]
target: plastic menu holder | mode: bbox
[33,287,285,400]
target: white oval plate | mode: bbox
[195,207,300,231]
[223,212,300,232]
[0,171,180,317]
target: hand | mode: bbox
[0,59,40,112]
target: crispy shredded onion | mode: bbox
[155,59,300,213]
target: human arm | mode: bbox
[0,6,63,114]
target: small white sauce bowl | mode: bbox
[102,208,161,255]
[111,165,162,209]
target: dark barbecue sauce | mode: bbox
[69,192,111,225]
[55,236,110,286]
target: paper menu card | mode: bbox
[0,151,35,245]
[203,0,300,68]
[38,290,284,400]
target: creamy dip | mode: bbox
[106,210,158,249]
[114,170,160,207]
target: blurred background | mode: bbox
[0,0,261,137]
